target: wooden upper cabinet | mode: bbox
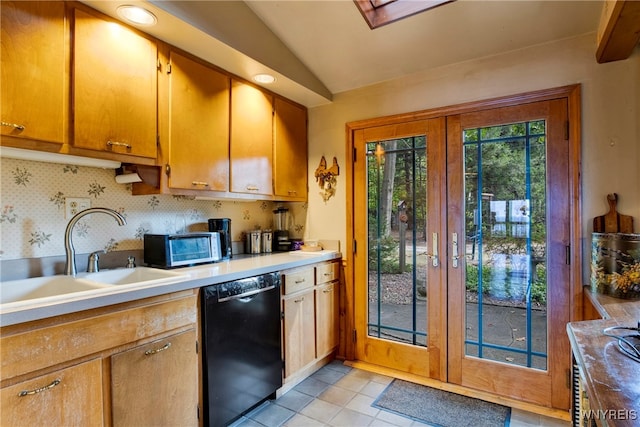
[72,7,157,159]
[0,1,67,144]
[230,80,274,195]
[274,97,307,200]
[167,51,230,192]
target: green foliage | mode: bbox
[531,263,547,304]
[368,235,411,274]
[465,263,494,294]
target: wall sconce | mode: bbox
[314,156,340,202]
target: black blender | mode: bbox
[273,207,291,251]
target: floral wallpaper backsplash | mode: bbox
[0,157,307,260]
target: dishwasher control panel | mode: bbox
[217,272,280,300]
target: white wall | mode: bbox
[305,33,640,282]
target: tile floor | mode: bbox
[231,360,571,427]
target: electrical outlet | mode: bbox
[65,197,91,219]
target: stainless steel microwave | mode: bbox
[144,232,221,268]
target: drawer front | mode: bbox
[316,261,339,285]
[283,268,315,294]
[1,292,197,381]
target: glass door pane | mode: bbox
[367,136,427,346]
[463,120,548,369]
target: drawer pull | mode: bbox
[323,273,332,276]
[18,378,61,397]
[322,289,332,293]
[1,121,25,131]
[287,190,297,195]
[106,140,132,149]
[294,297,305,303]
[246,185,259,191]
[191,181,209,187]
[294,278,306,284]
[144,342,171,355]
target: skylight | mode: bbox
[354,0,453,29]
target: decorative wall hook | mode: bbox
[314,156,340,202]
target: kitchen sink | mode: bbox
[1,268,188,307]
[0,276,107,305]
[79,267,188,286]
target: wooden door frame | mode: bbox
[344,84,582,396]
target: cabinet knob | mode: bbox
[1,121,25,131]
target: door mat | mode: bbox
[372,379,511,427]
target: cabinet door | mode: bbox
[111,329,198,426]
[1,359,103,426]
[230,80,273,195]
[168,51,230,192]
[283,289,316,377]
[274,97,307,200]
[1,1,66,143]
[73,7,157,158]
[316,282,339,358]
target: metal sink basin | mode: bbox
[80,267,188,286]
[0,276,106,305]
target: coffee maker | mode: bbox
[208,218,232,259]
[273,207,291,252]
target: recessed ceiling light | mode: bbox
[117,5,157,26]
[254,74,276,84]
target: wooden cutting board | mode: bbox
[593,193,634,233]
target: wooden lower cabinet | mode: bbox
[282,260,341,381]
[316,281,339,359]
[0,290,198,427]
[283,287,316,378]
[1,358,103,426]
[111,329,198,426]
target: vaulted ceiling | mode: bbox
[83,1,604,108]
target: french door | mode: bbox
[353,119,447,379]
[351,93,575,410]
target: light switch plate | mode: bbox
[65,197,91,219]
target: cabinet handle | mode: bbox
[294,278,306,284]
[18,378,61,397]
[144,342,171,355]
[1,121,25,131]
[287,190,297,195]
[322,289,332,293]
[191,181,209,187]
[245,185,259,191]
[323,273,332,276]
[294,297,305,303]
[106,140,132,150]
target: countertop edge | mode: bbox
[0,251,341,327]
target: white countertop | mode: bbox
[0,251,340,327]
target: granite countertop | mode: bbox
[566,290,640,426]
[0,250,341,327]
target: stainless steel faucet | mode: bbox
[64,207,126,276]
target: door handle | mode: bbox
[426,232,439,267]
[452,232,460,268]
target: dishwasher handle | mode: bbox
[217,285,276,303]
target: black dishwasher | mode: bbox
[201,272,282,427]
